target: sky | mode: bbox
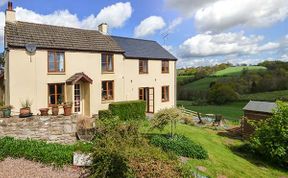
[0,0,287,68]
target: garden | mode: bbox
[0,100,287,177]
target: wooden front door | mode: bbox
[139,87,154,113]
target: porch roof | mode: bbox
[66,72,93,85]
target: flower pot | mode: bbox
[2,108,11,118]
[64,106,72,116]
[39,108,49,116]
[52,106,59,116]
[20,107,31,117]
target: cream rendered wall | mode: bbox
[123,59,176,112]
[6,48,175,116]
[7,49,124,115]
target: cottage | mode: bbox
[2,2,177,116]
[242,101,277,136]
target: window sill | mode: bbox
[48,72,66,75]
[102,72,115,74]
[139,72,149,75]
[161,72,169,74]
[101,100,114,104]
[162,100,169,103]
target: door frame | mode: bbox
[139,87,154,113]
[74,83,82,114]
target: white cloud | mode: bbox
[166,0,288,32]
[165,0,215,17]
[81,2,132,29]
[165,17,183,33]
[134,16,166,38]
[14,2,132,29]
[195,0,288,32]
[179,32,280,58]
[176,32,288,67]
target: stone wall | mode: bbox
[0,115,78,144]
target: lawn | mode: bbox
[240,90,288,102]
[178,100,246,121]
[143,124,288,178]
[177,125,287,178]
[212,66,266,76]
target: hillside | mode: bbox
[212,66,266,76]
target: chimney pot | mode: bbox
[8,2,13,11]
[98,23,108,35]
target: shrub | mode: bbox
[98,109,113,120]
[247,101,288,166]
[208,83,239,104]
[76,115,94,130]
[0,137,74,166]
[181,115,195,126]
[109,100,146,121]
[149,134,208,159]
[150,108,182,137]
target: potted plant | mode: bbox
[20,99,32,117]
[52,105,59,116]
[1,105,14,118]
[63,102,73,116]
[39,108,49,116]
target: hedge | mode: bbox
[0,137,93,167]
[109,100,146,121]
[98,109,113,120]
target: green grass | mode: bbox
[182,77,218,91]
[178,100,246,121]
[177,75,194,83]
[213,66,266,76]
[143,124,288,178]
[240,90,288,102]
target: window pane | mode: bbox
[48,52,55,71]
[57,84,63,94]
[57,94,63,104]
[49,85,55,95]
[108,55,113,71]
[50,95,55,105]
[57,53,64,72]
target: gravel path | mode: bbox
[0,158,82,178]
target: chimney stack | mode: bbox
[6,1,16,23]
[98,23,108,35]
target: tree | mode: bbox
[207,83,239,105]
[249,101,288,166]
[150,108,182,137]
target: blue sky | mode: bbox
[0,0,287,67]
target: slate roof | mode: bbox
[5,21,124,53]
[112,36,177,60]
[243,101,277,113]
[66,72,93,85]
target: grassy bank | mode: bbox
[240,90,288,102]
[143,124,288,178]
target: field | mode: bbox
[143,124,288,178]
[240,90,288,102]
[181,77,218,91]
[177,75,194,83]
[178,100,246,121]
[212,66,266,76]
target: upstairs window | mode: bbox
[48,83,64,106]
[102,53,114,73]
[161,60,169,73]
[48,51,65,73]
[161,86,169,102]
[102,81,114,101]
[139,60,148,74]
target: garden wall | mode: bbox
[0,115,78,144]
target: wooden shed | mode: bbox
[242,101,277,137]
